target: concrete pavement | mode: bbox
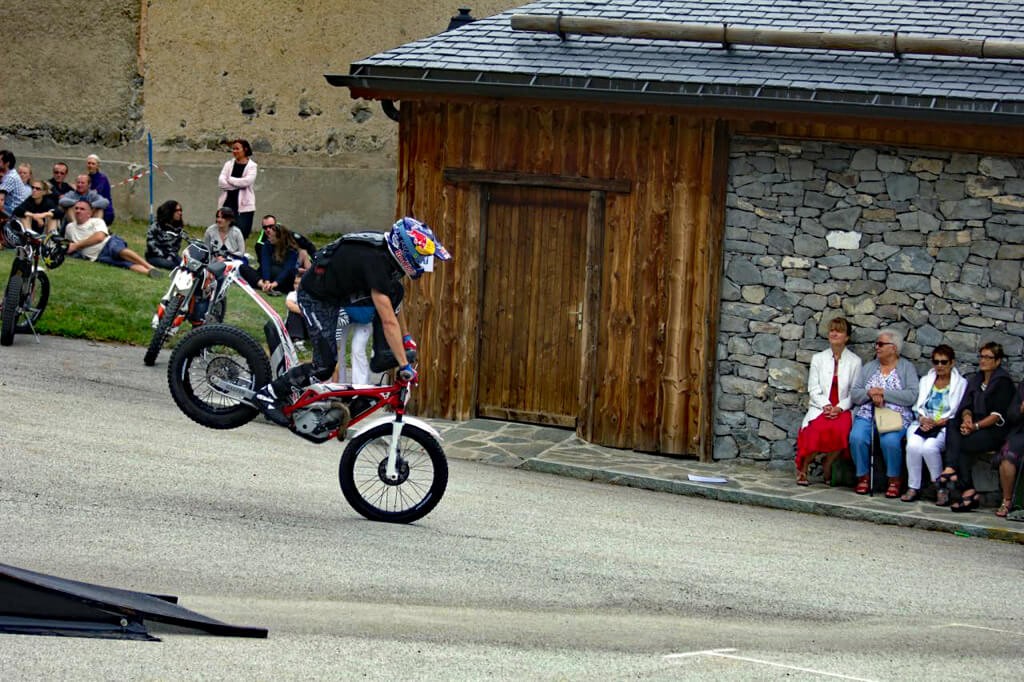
[429,418,1024,545]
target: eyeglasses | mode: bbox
[979,354,997,360]
[263,224,276,230]
[932,359,950,366]
[875,341,894,347]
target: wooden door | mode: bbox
[477,185,589,427]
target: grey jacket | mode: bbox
[850,357,920,408]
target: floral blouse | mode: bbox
[855,368,912,427]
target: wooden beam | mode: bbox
[510,14,1024,60]
[444,169,631,194]
[577,191,605,443]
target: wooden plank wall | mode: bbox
[396,99,728,457]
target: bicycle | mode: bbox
[0,213,69,346]
[165,267,447,523]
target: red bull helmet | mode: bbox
[386,217,451,279]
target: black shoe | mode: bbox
[254,386,290,426]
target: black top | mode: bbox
[301,242,403,306]
[221,161,246,212]
[13,194,63,229]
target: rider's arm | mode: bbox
[371,289,408,368]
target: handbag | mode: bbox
[874,406,903,434]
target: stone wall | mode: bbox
[0,1,518,232]
[714,137,1024,465]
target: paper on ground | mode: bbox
[688,474,728,484]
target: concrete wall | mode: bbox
[1,0,518,232]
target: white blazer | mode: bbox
[217,159,258,213]
[801,347,863,428]
[912,367,967,421]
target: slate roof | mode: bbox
[328,0,1024,124]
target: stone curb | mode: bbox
[520,458,1024,545]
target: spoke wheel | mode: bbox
[167,324,271,429]
[339,423,448,523]
[14,270,49,334]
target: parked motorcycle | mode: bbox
[164,270,447,524]
[0,214,69,346]
[144,232,237,366]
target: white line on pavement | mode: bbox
[663,649,878,681]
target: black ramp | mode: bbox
[0,562,268,640]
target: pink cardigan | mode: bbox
[217,158,257,213]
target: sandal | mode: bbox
[885,478,901,499]
[996,499,1011,518]
[796,469,810,486]
[854,475,870,495]
[951,489,980,513]
[900,488,920,503]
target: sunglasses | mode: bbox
[875,341,894,347]
[31,185,44,190]
[932,359,950,366]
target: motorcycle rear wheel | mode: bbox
[14,270,49,334]
[167,324,271,429]
[144,294,185,366]
[338,423,448,523]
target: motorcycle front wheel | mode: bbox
[0,273,23,346]
[14,270,49,334]
[144,293,185,366]
[338,423,448,523]
[167,324,271,429]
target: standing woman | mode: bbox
[86,154,115,225]
[939,342,1015,512]
[795,317,862,486]
[217,139,257,239]
[849,328,920,497]
[901,345,967,502]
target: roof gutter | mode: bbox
[325,69,1024,127]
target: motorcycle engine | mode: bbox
[292,401,350,443]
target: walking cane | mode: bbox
[869,404,876,498]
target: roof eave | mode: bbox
[325,69,1024,127]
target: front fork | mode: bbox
[384,386,410,481]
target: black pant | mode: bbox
[943,417,1009,489]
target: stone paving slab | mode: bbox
[429,418,1024,545]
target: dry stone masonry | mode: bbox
[714,137,1024,465]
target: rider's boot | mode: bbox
[254,385,290,426]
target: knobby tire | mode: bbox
[144,294,185,366]
[0,273,22,346]
[14,270,49,334]
[167,324,271,429]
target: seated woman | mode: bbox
[145,199,185,270]
[901,345,967,502]
[994,381,1024,518]
[255,223,300,296]
[795,316,862,486]
[13,180,62,234]
[939,342,1015,512]
[203,206,246,261]
[849,328,920,497]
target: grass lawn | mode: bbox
[0,218,297,352]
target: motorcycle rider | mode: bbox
[253,216,451,426]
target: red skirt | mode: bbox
[795,410,853,470]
